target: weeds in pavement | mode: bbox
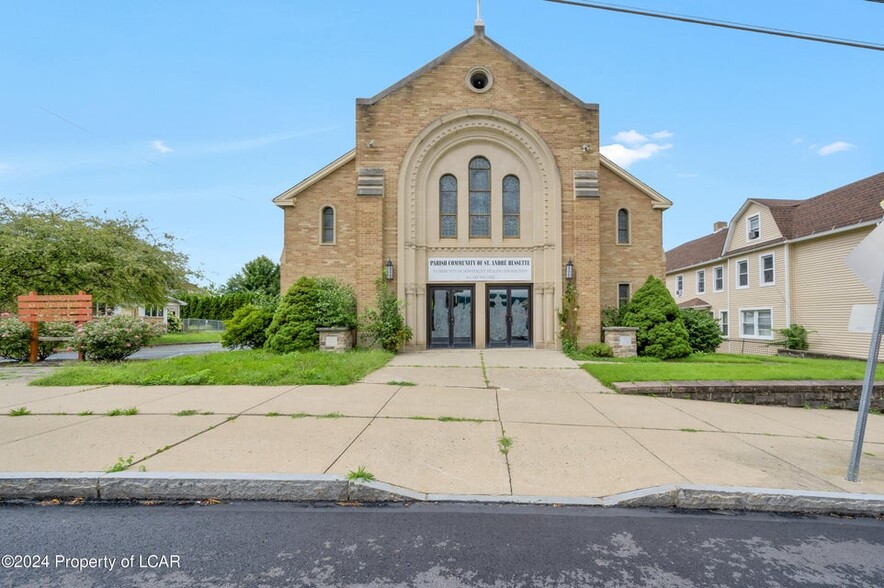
[387,381,416,386]
[346,466,376,482]
[319,412,344,419]
[105,407,138,417]
[106,455,135,473]
[498,435,513,455]
[8,407,30,417]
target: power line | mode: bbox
[544,0,884,52]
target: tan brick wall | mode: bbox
[597,165,665,342]
[280,159,359,294]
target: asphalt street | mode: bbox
[2,501,883,587]
[44,342,224,362]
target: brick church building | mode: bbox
[274,21,671,350]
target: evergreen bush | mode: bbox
[680,308,723,354]
[581,342,613,358]
[221,304,275,349]
[264,277,321,353]
[775,324,811,350]
[77,316,160,361]
[361,277,412,353]
[620,275,692,360]
[166,314,182,333]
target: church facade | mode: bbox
[274,24,671,350]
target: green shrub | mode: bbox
[165,314,182,333]
[680,308,723,354]
[620,275,691,360]
[315,278,357,329]
[77,316,161,361]
[222,304,275,349]
[0,317,31,361]
[177,292,260,321]
[581,342,613,358]
[361,276,412,353]
[601,306,624,329]
[558,282,580,356]
[264,277,321,353]
[775,324,810,350]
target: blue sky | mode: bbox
[1,1,882,287]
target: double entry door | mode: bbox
[428,286,474,348]
[487,286,531,348]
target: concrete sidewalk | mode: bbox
[1,349,883,504]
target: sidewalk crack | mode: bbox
[495,388,514,495]
[323,384,402,474]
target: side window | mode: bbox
[719,310,729,338]
[760,253,775,285]
[618,283,631,308]
[617,209,630,244]
[696,270,706,294]
[469,157,491,238]
[440,174,457,238]
[675,275,684,297]
[502,175,520,238]
[736,260,749,288]
[321,206,335,244]
[713,266,724,292]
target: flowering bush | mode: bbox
[0,318,75,361]
[77,315,162,361]
[0,317,31,361]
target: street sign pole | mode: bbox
[846,268,884,482]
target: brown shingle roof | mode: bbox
[665,229,728,273]
[666,172,884,272]
[678,298,711,309]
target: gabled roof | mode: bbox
[273,150,355,207]
[666,172,884,272]
[601,155,672,210]
[665,229,728,273]
[678,297,711,310]
[356,28,598,112]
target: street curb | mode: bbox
[2,474,883,515]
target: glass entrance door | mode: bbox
[487,286,531,348]
[428,286,474,348]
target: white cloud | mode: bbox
[601,129,674,168]
[151,140,174,154]
[600,142,673,168]
[792,137,804,145]
[612,129,649,146]
[817,141,855,156]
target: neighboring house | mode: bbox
[665,172,884,359]
[95,297,187,326]
[273,22,672,349]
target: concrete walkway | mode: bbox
[1,349,883,500]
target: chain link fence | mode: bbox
[717,338,779,356]
[182,318,225,332]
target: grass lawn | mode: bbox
[31,349,392,386]
[581,353,884,388]
[150,331,224,345]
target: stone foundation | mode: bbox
[317,328,355,352]
[603,327,637,358]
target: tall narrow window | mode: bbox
[617,209,630,244]
[713,266,724,292]
[618,283,631,308]
[736,260,749,288]
[502,175,520,238]
[696,269,706,294]
[469,157,491,238]
[321,206,334,244]
[760,253,775,285]
[439,174,457,238]
[719,310,729,338]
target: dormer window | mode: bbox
[747,214,760,241]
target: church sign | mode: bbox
[428,258,532,282]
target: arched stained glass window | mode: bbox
[321,206,335,243]
[469,156,491,238]
[503,175,520,238]
[617,208,630,244]
[440,174,457,238]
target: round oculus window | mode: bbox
[467,68,492,92]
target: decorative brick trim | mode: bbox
[357,168,384,196]
[574,170,599,198]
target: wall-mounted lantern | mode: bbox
[565,259,574,281]
[385,259,394,281]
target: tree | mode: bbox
[224,256,280,296]
[680,308,723,354]
[620,275,692,360]
[0,200,192,312]
[264,277,321,353]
